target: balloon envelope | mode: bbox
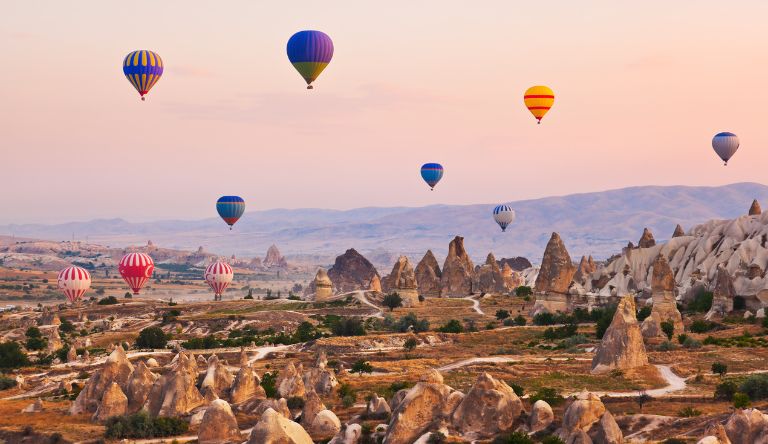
[524,85,554,123]
[420,163,444,190]
[216,196,245,229]
[493,204,516,232]
[287,30,334,88]
[205,261,234,298]
[119,253,154,294]
[712,132,739,165]
[57,266,91,304]
[123,50,163,100]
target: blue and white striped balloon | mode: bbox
[493,204,516,232]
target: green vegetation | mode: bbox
[136,327,168,349]
[261,371,278,398]
[59,318,75,334]
[331,317,367,336]
[0,375,18,390]
[733,392,751,408]
[529,387,564,406]
[97,296,119,305]
[660,320,675,340]
[703,331,768,348]
[286,396,305,410]
[541,437,565,444]
[437,319,464,334]
[636,305,652,321]
[384,313,430,333]
[491,431,534,444]
[712,362,728,377]
[383,292,403,311]
[104,412,188,439]
[508,382,524,397]
[689,291,713,313]
[543,323,578,340]
[738,373,768,400]
[403,337,418,352]
[161,309,181,324]
[682,336,702,349]
[690,319,717,333]
[515,286,533,297]
[496,310,510,320]
[677,406,702,417]
[25,327,47,351]
[351,359,374,375]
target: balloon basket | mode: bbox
[307,85,313,90]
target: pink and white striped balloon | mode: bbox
[204,260,233,299]
[57,266,92,304]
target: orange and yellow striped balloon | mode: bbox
[523,85,554,124]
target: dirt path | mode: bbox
[462,296,484,315]
[353,291,384,319]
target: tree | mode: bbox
[733,392,751,409]
[495,310,510,320]
[351,359,373,376]
[636,390,652,412]
[136,327,167,349]
[660,321,675,340]
[712,362,728,377]
[437,319,464,333]
[513,315,526,326]
[403,337,418,352]
[25,327,47,351]
[0,341,30,369]
[515,286,533,297]
[261,372,279,399]
[383,293,403,312]
[331,317,367,336]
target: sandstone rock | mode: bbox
[201,355,233,399]
[250,397,291,419]
[369,275,382,292]
[310,409,342,441]
[498,256,533,271]
[561,390,606,437]
[247,408,313,444]
[329,423,362,444]
[440,236,475,297]
[574,255,597,286]
[278,362,306,398]
[264,244,288,268]
[701,423,733,444]
[126,360,158,413]
[21,398,43,413]
[758,308,766,319]
[535,233,576,294]
[390,389,409,412]
[587,410,623,444]
[301,390,326,428]
[530,399,554,433]
[367,393,391,419]
[672,224,686,238]
[303,358,338,396]
[66,346,77,363]
[566,430,594,444]
[592,296,649,374]
[708,265,736,318]
[381,256,420,306]
[94,382,128,421]
[309,268,334,301]
[476,253,507,294]
[145,351,205,417]
[750,199,762,216]
[724,408,768,444]
[638,228,656,248]
[327,249,380,293]
[415,250,442,297]
[501,263,524,290]
[239,347,249,367]
[46,326,63,352]
[642,254,684,339]
[231,364,265,404]
[198,399,242,444]
[451,372,522,438]
[70,345,134,414]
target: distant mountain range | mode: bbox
[3,183,768,268]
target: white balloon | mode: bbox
[712,132,739,165]
[493,204,516,232]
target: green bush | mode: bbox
[351,359,373,375]
[59,319,75,334]
[715,380,738,400]
[104,412,188,439]
[541,437,565,444]
[690,319,716,333]
[25,336,48,351]
[287,396,305,410]
[136,327,168,349]
[529,387,564,406]
[689,291,713,312]
[261,371,279,399]
[636,305,652,321]
[662,439,687,444]
[739,373,768,400]
[383,293,403,311]
[677,406,701,417]
[491,431,534,444]
[515,286,533,297]
[677,334,688,344]
[595,305,618,339]
[514,315,526,326]
[331,317,367,336]
[543,323,578,340]
[496,310,510,320]
[508,382,524,397]
[658,341,677,352]
[660,321,675,340]
[403,337,418,352]
[733,392,751,408]
[437,319,464,333]
[0,375,18,390]
[97,296,119,305]
[388,313,429,333]
[712,362,728,376]
[682,337,702,349]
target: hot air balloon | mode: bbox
[287,30,334,89]
[205,261,234,301]
[712,132,740,165]
[119,253,155,295]
[123,50,163,101]
[524,86,555,124]
[493,205,516,232]
[420,163,444,190]
[57,266,91,304]
[216,196,245,230]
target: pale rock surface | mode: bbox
[303,351,338,395]
[231,364,265,404]
[146,357,159,368]
[561,390,606,436]
[201,354,233,398]
[501,263,524,290]
[329,423,362,444]
[708,265,736,318]
[250,397,291,419]
[672,224,686,238]
[367,393,391,418]
[592,296,649,374]
[198,399,242,444]
[93,382,128,421]
[145,351,205,417]
[70,345,134,414]
[440,236,475,297]
[641,254,684,339]
[587,410,623,444]
[327,248,380,293]
[415,250,442,297]
[247,408,313,444]
[300,390,326,428]
[66,346,77,362]
[476,253,507,293]
[638,228,656,248]
[450,372,522,437]
[309,268,334,301]
[381,255,421,306]
[574,255,597,286]
[369,275,382,292]
[21,398,43,413]
[535,232,576,294]
[277,362,306,399]
[529,399,554,433]
[310,409,342,440]
[263,244,288,268]
[724,407,768,444]
[126,360,158,413]
[750,199,763,216]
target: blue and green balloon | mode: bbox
[287,30,334,89]
[216,196,245,230]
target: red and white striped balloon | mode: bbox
[204,261,233,299]
[119,252,155,295]
[57,266,92,304]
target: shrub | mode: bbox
[529,387,563,406]
[712,362,728,376]
[595,305,618,339]
[25,335,48,351]
[383,293,403,311]
[342,394,355,408]
[287,396,305,410]
[677,334,688,344]
[690,319,716,333]
[543,323,578,340]
[136,327,168,349]
[733,392,751,409]
[244,294,253,300]
[293,321,321,342]
[515,286,533,297]
[662,439,687,444]
[427,432,446,444]
[508,382,524,397]
[513,315,526,326]
[390,313,429,333]
[261,372,279,399]
[437,319,464,333]
[97,296,119,305]
[559,334,588,349]
[689,291,714,312]
[682,337,702,349]
[104,412,188,439]
[658,341,677,352]
[351,359,373,375]
[496,310,510,320]
[739,373,768,400]
[541,437,566,444]
[403,337,418,352]
[637,305,652,321]
[331,317,367,336]
[59,319,75,334]
[0,375,18,390]
[491,431,534,444]
[715,380,738,400]
[660,321,675,340]
[124,292,132,298]
[677,406,702,417]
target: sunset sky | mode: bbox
[2,1,767,224]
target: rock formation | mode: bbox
[329,424,363,444]
[198,399,242,444]
[724,407,768,444]
[247,408,314,444]
[94,382,128,421]
[309,409,342,441]
[369,275,382,292]
[476,253,507,293]
[501,263,524,290]
[231,364,265,404]
[642,254,684,339]
[21,398,43,413]
[263,244,288,268]
[250,398,291,419]
[327,248,380,293]
[535,233,576,294]
[301,390,326,428]
[381,256,421,306]
[708,265,736,318]
[451,372,523,438]
[70,345,134,414]
[145,351,204,417]
[750,199,762,216]
[638,227,656,248]
[66,346,77,363]
[672,224,685,238]
[415,250,442,297]
[559,390,622,443]
[574,255,597,286]
[497,256,533,271]
[277,362,306,398]
[308,268,334,301]
[303,351,338,395]
[366,394,391,419]
[440,236,475,297]
[201,355,233,399]
[529,400,554,433]
[592,296,649,374]
[126,360,157,413]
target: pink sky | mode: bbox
[2,1,768,224]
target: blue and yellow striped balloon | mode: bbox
[123,50,164,101]
[216,196,245,230]
[287,31,334,89]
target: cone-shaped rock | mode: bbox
[327,248,380,293]
[476,253,507,293]
[642,254,684,339]
[672,224,685,238]
[708,265,736,317]
[381,256,420,306]
[750,199,762,216]
[247,408,313,444]
[534,233,576,294]
[451,372,523,437]
[70,345,134,414]
[415,250,442,297]
[93,382,128,421]
[198,399,242,444]
[308,268,334,301]
[638,228,656,248]
[441,237,475,297]
[592,296,649,374]
[126,360,157,413]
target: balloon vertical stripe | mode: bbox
[123,50,163,99]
